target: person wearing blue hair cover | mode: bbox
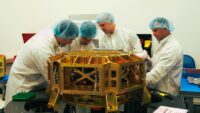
[5,20,79,106]
[95,12,148,113]
[147,17,183,95]
[71,21,97,51]
[64,21,97,113]
[96,12,148,59]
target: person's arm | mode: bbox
[32,46,54,81]
[86,43,96,50]
[70,38,80,51]
[99,35,107,49]
[146,49,179,85]
[129,31,148,58]
[61,44,71,52]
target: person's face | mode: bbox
[152,28,169,41]
[98,22,114,34]
[80,37,93,45]
[56,37,74,47]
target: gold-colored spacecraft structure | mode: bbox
[47,50,147,113]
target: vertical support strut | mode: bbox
[48,87,60,108]
[106,92,119,113]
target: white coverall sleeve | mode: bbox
[70,39,78,51]
[61,44,71,52]
[32,47,54,81]
[146,49,177,85]
[99,36,106,49]
[129,31,148,58]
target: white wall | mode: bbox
[0,0,200,67]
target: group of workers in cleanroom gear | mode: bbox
[5,12,183,112]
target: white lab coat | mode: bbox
[146,34,183,95]
[70,37,95,51]
[5,28,62,106]
[99,27,148,58]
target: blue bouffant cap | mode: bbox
[96,12,115,24]
[80,21,97,38]
[149,17,174,32]
[53,20,79,39]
